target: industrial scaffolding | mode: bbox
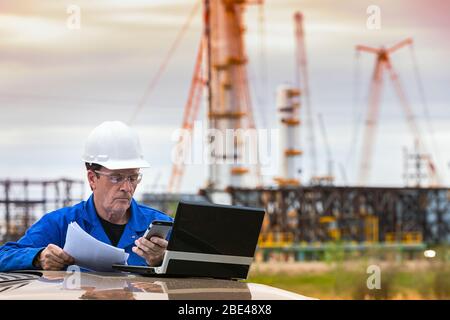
[0,179,84,243]
[223,186,450,245]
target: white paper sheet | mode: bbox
[63,221,129,272]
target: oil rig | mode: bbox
[1,1,448,261]
[142,0,450,260]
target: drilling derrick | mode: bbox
[206,0,260,190]
[168,0,261,193]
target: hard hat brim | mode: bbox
[83,158,150,170]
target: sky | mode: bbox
[0,0,449,199]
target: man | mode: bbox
[0,121,173,271]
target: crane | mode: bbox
[167,38,205,193]
[315,113,334,185]
[356,38,440,186]
[294,12,317,183]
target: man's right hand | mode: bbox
[34,244,75,270]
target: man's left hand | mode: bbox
[132,237,168,266]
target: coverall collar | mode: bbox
[82,194,148,248]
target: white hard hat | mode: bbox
[82,121,150,170]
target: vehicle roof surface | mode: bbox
[0,271,315,300]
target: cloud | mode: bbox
[0,0,449,191]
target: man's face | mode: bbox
[87,168,140,221]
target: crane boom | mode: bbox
[384,60,440,185]
[168,38,205,193]
[317,113,334,182]
[357,53,384,185]
[294,11,317,181]
[387,37,413,54]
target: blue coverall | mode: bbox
[0,194,173,272]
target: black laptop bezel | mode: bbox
[112,201,265,279]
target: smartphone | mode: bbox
[143,220,173,241]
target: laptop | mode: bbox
[112,200,265,280]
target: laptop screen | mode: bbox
[167,201,265,258]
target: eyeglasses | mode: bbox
[94,170,142,185]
